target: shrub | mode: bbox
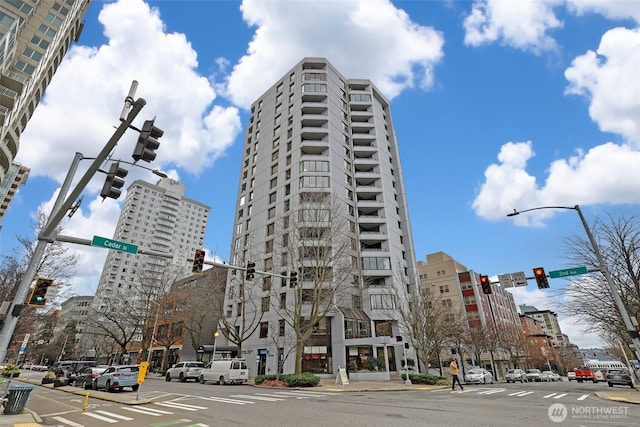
[255,372,320,387]
[401,373,445,385]
[2,364,19,377]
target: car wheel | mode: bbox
[106,380,113,392]
[179,373,186,382]
[199,375,205,384]
[93,380,98,390]
[609,383,613,387]
[219,376,226,385]
[593,379,598,384]
[83,380,90,390]
[166,373,171,382]
[132,384,139,391]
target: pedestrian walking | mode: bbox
[450,359,464,391]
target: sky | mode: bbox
[2,0,640,350]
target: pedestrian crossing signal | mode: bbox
[27,277,54,306]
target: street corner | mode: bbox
[595,391,640,405]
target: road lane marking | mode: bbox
[52,416,84,427]
[121,406,173,416]
[155,401,208,411]
[509,391,534,396]
[577,394,589,400]
[83,412,119,423]
[201,396,255,405]
[543,393,558,398]
[95,410,135,420]
[231,394,285,401]
[477,388,505,395]
[553,393,568,399]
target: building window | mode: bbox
[439,285,449,293]
[267,223,275,236]
[262,297,270,313]
[370,294,396,310]
[260,322,269,338]
[361,257,391,270]
[280,292,286,308]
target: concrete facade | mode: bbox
[224,57,419,377]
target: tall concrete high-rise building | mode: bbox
[0,0,92,182]
[93,178,210,310]
[0,161,29,228]
[224,58,418,376]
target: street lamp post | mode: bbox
[147,301,160,365]
[212,331,220,361]
[507,204,640,361]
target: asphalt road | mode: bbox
[26,376,640,427]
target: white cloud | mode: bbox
[17,0,241,183]
[463,0,563,54]
[565,27,640,146]
[222,0,444,109]
[565,0,640,23]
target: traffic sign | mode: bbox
[91,235,138,254]
[511,271,527,287]
[549,266,588,279]
[498,273,514,288]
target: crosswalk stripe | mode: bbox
[155,401,208,411]
[121,406,172,416]
[543,393,558,398]
[83,412,119,423]
[95,410,135,421]
[202,396,255,405]
[477,389,505,395]
[553,393,568,399]
[270,391,312,398]
[231,394,285,401]
[52,416,84,427]
[508,391,534,396]
[577,394,589,401]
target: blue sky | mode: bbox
[2,0,640,348]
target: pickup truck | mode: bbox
[573,367,598,383]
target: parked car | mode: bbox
[540,371,557,382]
[525,369,542,382]
[200,358,249,385]
[606,368,634,388]
[594,369,607,382]
[165,361,205,382]
[94,365,140,392]
[567,371,576,381]
[552,372,562,381]
[464,368,494,385]
[505,369,526,383]
[73,366,108,389]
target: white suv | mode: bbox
[165,361,205,382]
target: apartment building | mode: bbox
[1,0,92,181]
[0,161,29,228]
[224,57,419,377]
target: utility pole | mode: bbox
[0,82,145,363]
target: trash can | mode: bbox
[2,385,35,415]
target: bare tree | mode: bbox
[271,192,356,374]
[559,213,640,359]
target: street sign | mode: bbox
[511,271,527,287]
[498,273,514,288]
[549,266,588,279]
[19,333,30,355]
[91,235,138,254]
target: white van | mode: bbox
[199,358,248,385]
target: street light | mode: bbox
[507,205,640,360]
[212,331,220,361]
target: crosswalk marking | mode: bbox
[508,390,534,396]
[553,393,567,399]
[577,394,589,400]
[52,416,84,427]
[477,388,506,395]
[94,410,135,421]
[83,412,119,423]
[155,401,209,411]
[121,406,174,416]
[231,394,285,401]
[544,392,558,398]
[201,395,255,405]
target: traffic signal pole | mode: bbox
[0,83,146,363]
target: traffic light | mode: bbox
[27,277,54,306]
[100,162,128,200]
[192,248,205,274]
[245,260,256,281]
[533,267,550,289]
[133,119,163,163]
[289,271,298,288]
[479,275,492,294]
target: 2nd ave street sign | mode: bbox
[549,266,588,279]
[91,235,138,254]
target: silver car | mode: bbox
[525,368,542,382]
[506,368,526,383]
[464,368,494,384]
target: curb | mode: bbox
[15,378,150,405]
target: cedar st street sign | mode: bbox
[91,235,138,255]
